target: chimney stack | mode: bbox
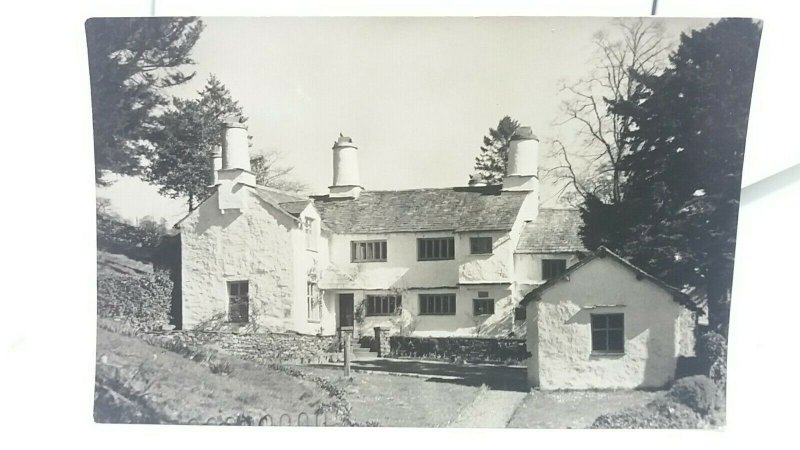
[210,145,222,186]
[502,126,539,192]
[221,119,251,172]
[329,134,363,198]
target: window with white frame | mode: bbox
[351,240,387,262]
[472,291,494,315]
[591,313,624,353]
[470,237,492,254]
[304,217,317,251]
[542,259,567,280]
[417,237,455,261]
[365,294,401,316]
[227,281,249,323]
[307,282,320,322]
[419,293,456,315]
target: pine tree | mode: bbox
[145,75,248,209]
[86,17,204,184]
[580,18,762,334]
[472,116,520,185]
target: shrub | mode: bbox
[97,270,173,330]
[96,214,164,262]
[696,331,727,385]
[209,358,234,376]
[666,375,717,416]
[592,398,701,429]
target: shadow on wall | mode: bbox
[564,307,677,389]
[193,203,242,235]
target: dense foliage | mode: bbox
[145,75,248,209]
[472,116,520,185]
[579,19,762,333]
[97,270,173,330]
[666,375,718,416]
[86,18,203,184]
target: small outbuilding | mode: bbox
[521,247,699,390]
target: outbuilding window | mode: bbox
[591,313,624,353]
[227,281,249,323]
[542,259,567,280]
[473,298,495,316]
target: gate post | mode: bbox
[343,333,351,377]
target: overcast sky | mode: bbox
[98,16,712,223]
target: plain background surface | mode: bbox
[0,0,797,449]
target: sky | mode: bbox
[97,16,712,224]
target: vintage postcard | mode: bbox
[89,16,761,427]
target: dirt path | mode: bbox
[448,388,527,428]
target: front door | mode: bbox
[338,293,354,329]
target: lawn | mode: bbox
[95,327,339,425]
[305,366,482,427]
[507,389,661,428]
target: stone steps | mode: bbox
[352,345,379,361]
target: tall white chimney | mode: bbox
[502,126,539,192]
[216,119,255,211]
[329,134,363,198]
[221,120,251,171]
[210,145,222,186]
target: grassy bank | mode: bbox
[95,327,339,424]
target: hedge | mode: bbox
[97,270,173,330]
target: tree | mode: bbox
[548,19,669,205]
[250,151,308,193]
[580,18,762,334]
[472,116,520,185]
[86,18,204,184]
[146,75,306,209]
[145,75,247,209]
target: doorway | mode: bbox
[338,293,354,329]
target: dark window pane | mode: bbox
[592,330,607,351]
[608,329,624,352]
[514,306,526,321]
[591,314,607,329]
[608,314,624,329]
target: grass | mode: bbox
[507,389,660,428]
[95,327,339,424]
[304,366,482,427]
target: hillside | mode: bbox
[95,326,337,424]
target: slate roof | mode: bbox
[278,200,311,217]
[311,186,529,234]
[516,209,587,254]
[521,246,700,311]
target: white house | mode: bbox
[175,119,696,354]
[521,246,700,390]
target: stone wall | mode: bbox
[143,330,342,365]
[389,335,527,365]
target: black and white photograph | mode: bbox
[84,14,761,428]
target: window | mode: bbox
[227,281,249,323]
[365,294,402,316]
[470,237,492,254]
[473,298,495,316]
[417,237,455,261]
[419,294,456,315]
[591,313,625,353]
[514,306,526,321]
[305,218,317,251]
[542,259,567,280]
[307,282,320,322]
[351,240,387,262]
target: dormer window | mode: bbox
[305,217,317,251]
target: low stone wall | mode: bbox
[143,330,342,365]
[389,335,527,365]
